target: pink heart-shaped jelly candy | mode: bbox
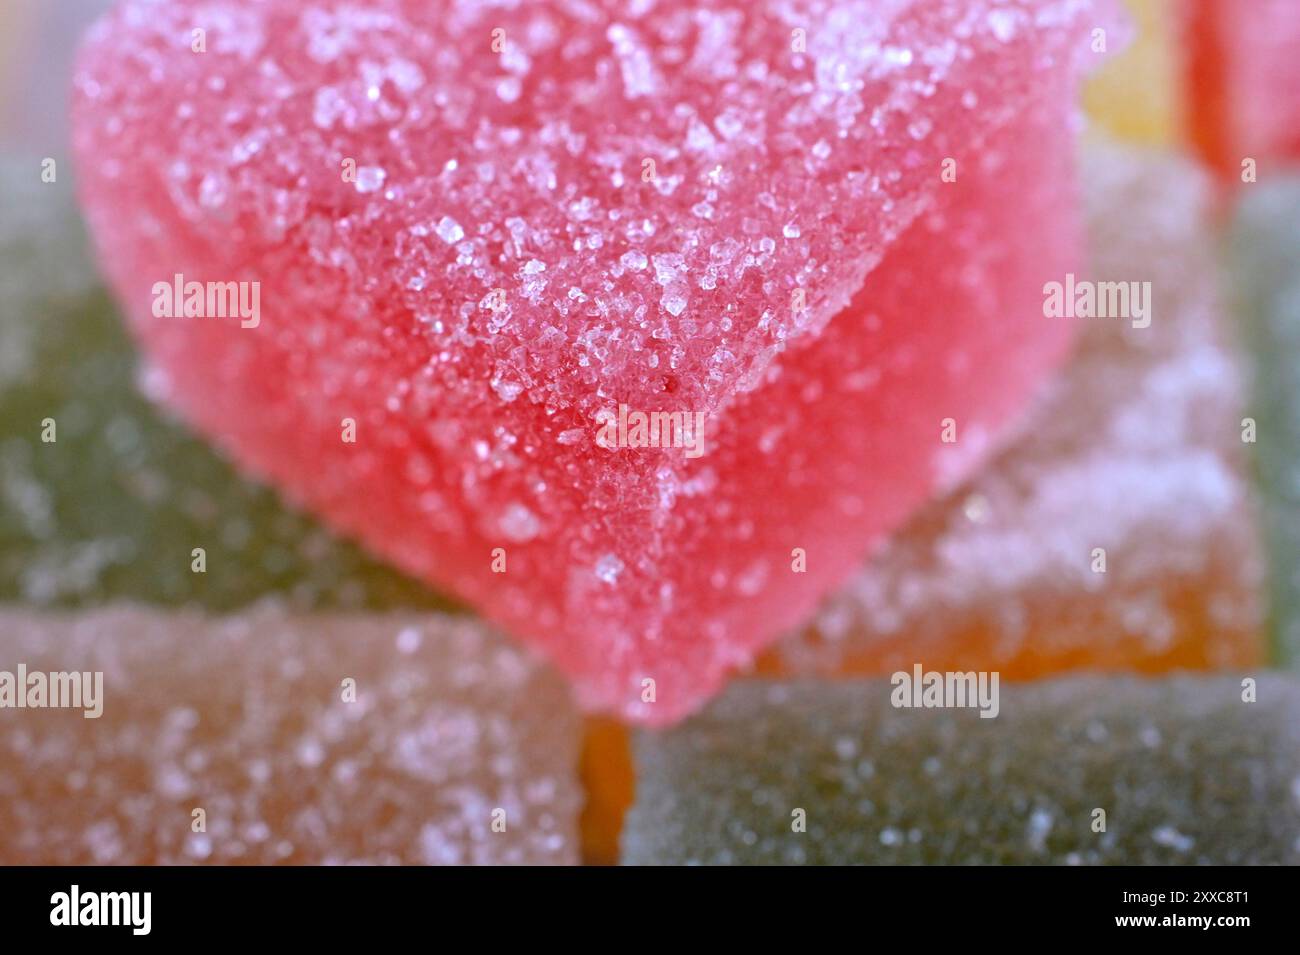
[73,0,1103,723]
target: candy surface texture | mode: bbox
[74,0,1107,720]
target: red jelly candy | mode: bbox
[73,0,1109,722]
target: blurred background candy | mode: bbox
[1182,0,1300,178]
[1229,180,1300,667]
[768,144,1264,680]
[0,605,581,864]
[1084,0,1183,145]
[623,676,1300,865]
[0,0,114,155]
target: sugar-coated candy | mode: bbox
[767,143,1264,680]
[588,144,1266,861]
[0,159,448,612]
[73,0,1112,721]
[0,604,581,864]
[623,675,1300,864]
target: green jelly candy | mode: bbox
[1230,179,1300,667]
[623,676,1300,864]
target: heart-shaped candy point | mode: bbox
[73,0,1109,723]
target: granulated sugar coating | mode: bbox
[73,0,1115,722]
[622,677,1300,864]
[0,159,451,612]
[768,144,1264,679]
[0,605,581,864]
